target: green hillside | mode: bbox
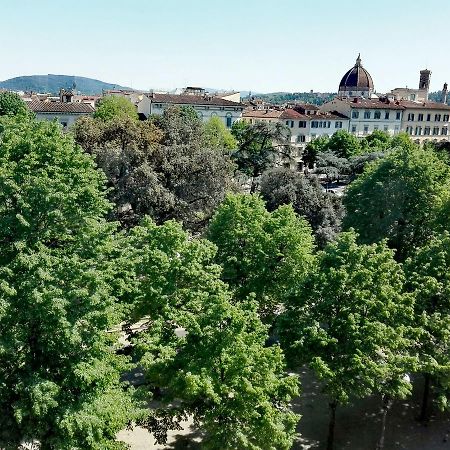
[0,74,131,95]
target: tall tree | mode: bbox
[207,194,314,319]
[405,232,450,421]
[202,116,237,150]
[0,116,135,449]
[280,231,415,450]
[343,144,450,261]
[326,129,362,159]
[231,121,291,193]
[260,167,343,247]
[127,219,300,450]
[93,95,139,122]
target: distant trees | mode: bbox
[93,95,139,121]
[259,168,343,247]
[0,91,29,117]
[280,232,415,450]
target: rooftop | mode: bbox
[148,93,243,108]
[27,100,94,114]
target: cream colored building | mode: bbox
[400,100,450,142]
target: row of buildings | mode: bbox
[16,56,450,168]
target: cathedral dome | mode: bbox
[339,54,374,95]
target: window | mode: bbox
[364,111,371,119]
[435,114,442,122]
[60,121,68,128]
[418,113,424,121]
[335,121,343,128]
[318,121,323,128]
[444,115,450,122]
[374,125,379,130]
[396,112,401,120]
[424,127,431,135]
[352,111,359,119]
[384,125,389,131]
[297,134,306,143]
[442,127,448,135]
[363,125,369,135]
[311,121,318,128]
[311,134,316,139]
[407,113,415,121]
[299,121,306,128]
[351,125,357,133]
[285,120,289,125]
[385,112,390,120]
[427,114,431,121]
[374,111,381,119]
[415,126,422,136]
[226,113,232,128]
[433,127,440,135]
[411,94,416,101]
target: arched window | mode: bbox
[226,112,232,128]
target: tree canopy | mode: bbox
[93,95,139,121]
[0,91,29,117]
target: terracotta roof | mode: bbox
[399,100,450,110]
[243,108,348,121]
[148,93,243,108]
[27,100,94,114]
[280,109,309,120]
[242,109,283,119]
[345,98,404,110]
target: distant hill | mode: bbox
[0,74,131,95]
[242,91,336,106]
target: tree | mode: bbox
[303,135,329,168]
[279,231,415,450]
[207,194,314,319]
[231,121,291,193]
[361,129,392,151]
[326,129,362,159]
[93,95,139,121]
[73,110,235,230]
[0,91,29,117]
[349,151,385,179]
[203,116,237,150]
[0,116,135,449]
[343,144,450,261]
[405,232,450,421]
[259,167,343,247]
[127,219,300,449]
[315,151,350,183]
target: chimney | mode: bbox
[443,83,448,104]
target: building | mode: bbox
[242,107,349,170]
[321,97,403,136]
[400,100,450,142]
[136,92,244,128]
[27,100,94,128]
[338,54,375,99]
[389,69,431,101]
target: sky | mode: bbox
[1,0,449,93]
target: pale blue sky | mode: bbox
[2,0,449,93]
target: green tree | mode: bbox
[231,121,291,193]
[302,135,329,168]
[203,116,237,150]
[326,129,362,159]
[0,91,29,117]
[315,151,350,183]
[127,219,299,449]
[343,144,450,261]
[207,194,314,319]
[361,129,392,151]
[405,232,450,421]
[0,116,135,449]
[93,95,139,121]
[279,232,415,450]
[260,167,343,247]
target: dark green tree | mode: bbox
[260,167,343,247]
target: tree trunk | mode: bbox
[327,400,338,450]
[376,395,393,450]
[419,373,431,422]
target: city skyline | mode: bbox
[2,0,450,93]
